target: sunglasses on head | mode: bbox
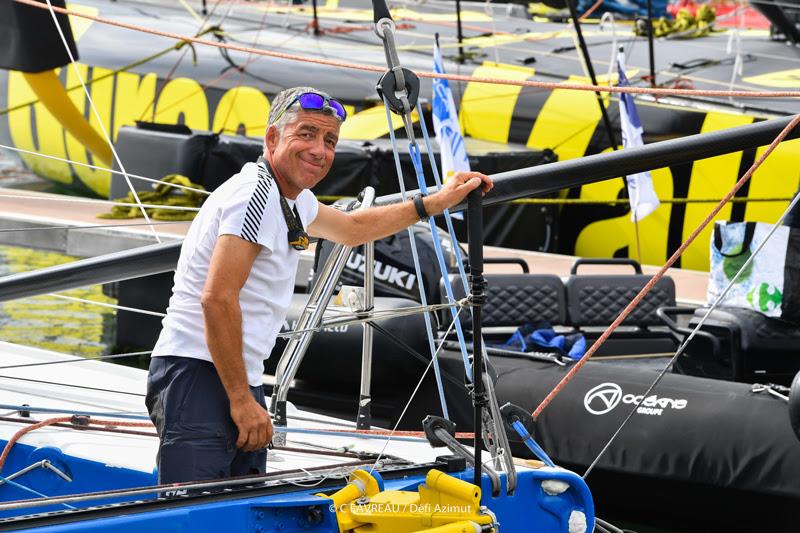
[273,92,347,124]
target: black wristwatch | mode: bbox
[412,193,429,222]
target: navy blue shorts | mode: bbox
[145,356,267,484]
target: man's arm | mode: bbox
[308,171,492,246]
[201,235,273,452]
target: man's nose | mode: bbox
[307,136,325,159]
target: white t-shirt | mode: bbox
[152,160,319,387]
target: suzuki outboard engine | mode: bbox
[312,221,463,305]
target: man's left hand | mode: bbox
[427,171,493,215]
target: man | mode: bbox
[146,86,493,484]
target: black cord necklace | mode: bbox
[257,157,309,251]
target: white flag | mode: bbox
[617,50,660,222]
[432,37,470,219]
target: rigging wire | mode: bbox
[383,99,452,418]
[43,0,161,244]
[367,306,464,475]
[0,193,200,212]
[0,221,191,234]
[0,351,151,371]
[49,294,168,318]
[0,374,144,398]
[0,143,210,196]
[582,186,800,479]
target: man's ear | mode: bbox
[265,125,279,153]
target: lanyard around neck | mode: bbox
[257,158,309,251]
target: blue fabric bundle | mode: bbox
[502,321,586,360]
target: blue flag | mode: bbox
[432,38,470,219]
[617,50,660,221]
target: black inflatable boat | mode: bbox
[269,255,800,531]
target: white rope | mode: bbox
[48,294,168,318]
[600,12,618,81]
[0,143,210,196]
[583,189,800,480]
[43,0,162,244]
[0,193,200,212]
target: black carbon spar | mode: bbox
[0,114,796,303]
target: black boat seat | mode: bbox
[439,273,567,328]
[565,258,676,328]
[670,306,800,385]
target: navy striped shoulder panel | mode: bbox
[239,164,273,243]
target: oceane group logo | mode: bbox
[583,382,623,415]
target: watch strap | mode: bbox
[413,193,429,221]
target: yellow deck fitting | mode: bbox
[324,469,496,533]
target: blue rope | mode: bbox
[382,98,450,419]
[406,142,473,383]
[415,108,469,293]
[0,474,76,510]
[511,420,555,467]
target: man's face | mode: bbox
[266,110,340,195]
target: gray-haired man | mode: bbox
[146,86,493,484]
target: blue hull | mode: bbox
[0,438,593,532]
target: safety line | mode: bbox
[0,374,144,398]
[0,221,191,234]
[0,143,210,196]
[0,474,75,510]
[582,185,800,479]
[0,193,200,212]
[49,294,168,318]
[531,112,800,420]
[15,0,800,99]
[0,351,151,370]
[0,416,153,472]
[43,0,161,244]
[0,405,149,420]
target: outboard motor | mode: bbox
[789,370,800,443]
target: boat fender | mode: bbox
[788,369,800,443]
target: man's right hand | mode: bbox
[230,396,274,452]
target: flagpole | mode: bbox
[455,0,465,63]
[566,0,618,151]
[646,0,656,86]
